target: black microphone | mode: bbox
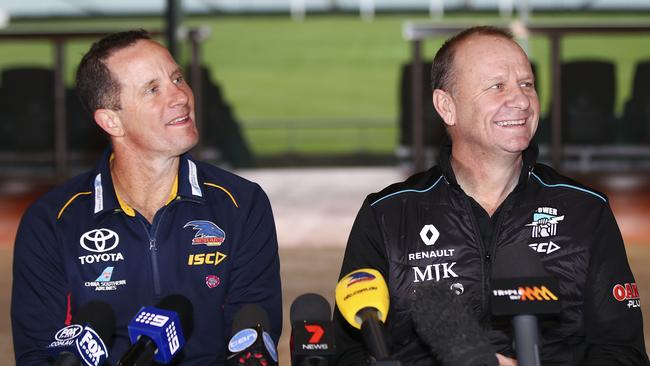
[48,300,116,366]
[490,244,561,366]
[290,293,336,366]
[227,304,278,366]
[411,284,498,366]
[117,294,194,366]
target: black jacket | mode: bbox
[334,143,648,365]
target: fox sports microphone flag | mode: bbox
[47,300,115,366]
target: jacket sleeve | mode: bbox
[334,198,389,366]
[582,204,649,365]
[222,186,282,346]
[11,202,69,366]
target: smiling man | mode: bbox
[11,30,282,365]
[334,26,648,365]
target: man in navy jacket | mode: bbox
[11,30,282,365]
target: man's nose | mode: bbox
[507,85,531,110]
[169,85,190,107]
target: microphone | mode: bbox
[411,284,498,366]
[290,293,336,366]
[490,243,562,366]
[117,294,194,366]
[47,300,116,366]
[227,304,279,366]
[335,268,397,364]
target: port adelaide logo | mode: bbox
[525,207,564,255]
[78,228,124,265]
[525,207,564,238]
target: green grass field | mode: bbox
[2,13,650,156]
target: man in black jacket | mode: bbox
[334,26,648,365]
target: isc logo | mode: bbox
[187,251,227,266]
[529,241,560,255]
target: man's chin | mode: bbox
[500,138,532,155]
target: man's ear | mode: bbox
[94,109,124,137]
[432,89,456,127]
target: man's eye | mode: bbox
[521,81,534,88]
[490,83,504,90]
[146,86,159,94]
[173,76,184,85]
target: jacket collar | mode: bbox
[91,147,206,217]
[437,136,538,189]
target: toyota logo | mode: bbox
[80,228,120,253]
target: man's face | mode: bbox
[446,35,539,158]
[106,39,198,157]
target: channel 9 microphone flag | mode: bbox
[118,294,194,366]
[335,268,395,362]
[47,300,116,366]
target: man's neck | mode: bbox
[450,149,523,217]
[110,150,179,223]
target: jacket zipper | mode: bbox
[460,194,489,314]
[459,190,510,319]
[139,204,173,298]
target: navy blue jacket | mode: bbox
[12,149,282,365]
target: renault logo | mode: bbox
[420,224,439,246]
[80,229,120,253]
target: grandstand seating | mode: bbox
[398,60,446,150]
[622,60,650,143]
[558,60,617,145]
[0,67,54,151]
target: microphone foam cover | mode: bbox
[411,284,497,366]
[73,300,116,344]
[156,294,194,339]
[232,303,270,334]
[290,293,332,323]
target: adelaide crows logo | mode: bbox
[184,220,226,246]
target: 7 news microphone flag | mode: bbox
[290,293,336,366]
